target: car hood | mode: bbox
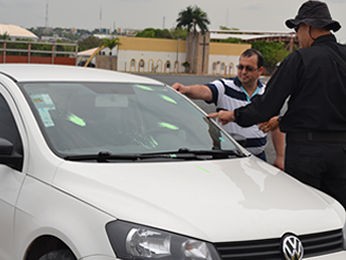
[53,156,344,242]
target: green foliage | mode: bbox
[135,28,188,40]
[213,37,245,44]
[176,5,210,34]
[251,41,290,73]
[171,28,187,40]
[136,28,174,39]
[102,38,120,49]
[0,33,10,40]
[2,40,76,57]
[78,36,103,51]
[182,61,190,73]
[135,28,156,38]
[219,26,239,31]
[30,27,92,42]
[157,29,173,39]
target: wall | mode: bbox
[209,42,251,76]
[95,55,117,70]
[0,55,76,65]
[117,36,186,73]
[109,36,250,75]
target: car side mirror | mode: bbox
[0,138,14,155]
[0,138,23,171]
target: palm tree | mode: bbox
[84,37,120,67]
[176,5,210,73]
[102,37,120,53]
[176,5,210,35]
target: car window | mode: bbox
[21,82,238,157]
[0,93,23,169]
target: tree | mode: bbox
[219,26,239,31]
[135,28,187,40]
[78,36,103,51]
[102,37,120,51]
[251,41,290,74]
[84,37,120,67]
[136,28,173,39]
[176,5,210,74]
[136,28,156,38]
[0,33,10,40]
[171,28,187,40]
[176,5,210,34]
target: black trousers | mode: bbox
[285,133,346,209]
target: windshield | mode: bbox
[21,82,240,158]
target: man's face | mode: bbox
[237,55,263,87]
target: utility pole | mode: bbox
[162,16,166,29]
[45,0,49,28]
[99,5,103,31]
[226,8,229,28]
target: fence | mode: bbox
[0,40,78,65]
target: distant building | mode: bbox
[0,24,38,40]
[80,35,251,76]
[80,29,296,75]
[210,29,297,51]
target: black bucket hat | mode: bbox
[285,0,341,32]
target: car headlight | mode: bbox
[106,220,220,259]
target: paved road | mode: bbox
[134,73,276,164]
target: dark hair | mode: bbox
[240,48,264,68]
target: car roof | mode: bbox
[0,64,163,84]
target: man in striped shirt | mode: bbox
[172,48,285,169]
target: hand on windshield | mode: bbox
[208,110,235,125]
[172,82,188,94]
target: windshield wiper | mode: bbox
[64,151,154,162]
[64,148,246,162]
[144,148,245,158]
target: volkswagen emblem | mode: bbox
[281,234,304,260]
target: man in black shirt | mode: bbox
[209,0,346,208]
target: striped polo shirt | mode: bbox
[206,77,267,155]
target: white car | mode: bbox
[0,64,345,260]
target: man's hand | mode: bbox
[208,110,235,125]
[258,116,280,133]
[172,82,188,94]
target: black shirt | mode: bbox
[234,34,346,133]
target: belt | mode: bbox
[287,131,346,142]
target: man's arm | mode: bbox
[257,116,285,170]
[271,127,285,170]
[172,82,213,102]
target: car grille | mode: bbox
[213,229,344,259]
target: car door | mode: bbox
[0,85,26,260]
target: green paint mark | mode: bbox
[219,137,225,142]
[135,85,154,91]
[148,136,159,147]
[67,114,86,127]
[161,95,177,104]
[158,122,179,130]
[195,166,210,174]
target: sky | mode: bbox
[1,0,346,42]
